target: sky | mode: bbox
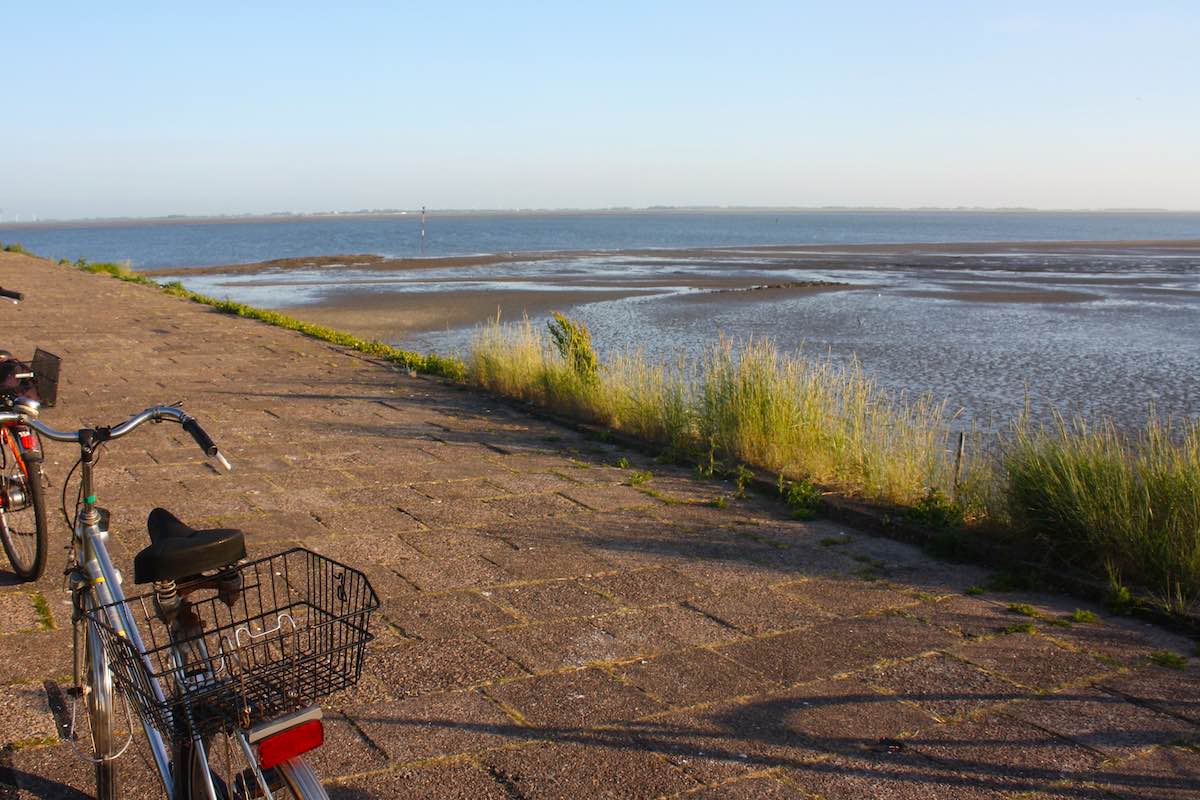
[2,1,1199,219]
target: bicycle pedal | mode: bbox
[65,686,83,699]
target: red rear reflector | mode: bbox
[18,432,36,450]
[256,719,324,769]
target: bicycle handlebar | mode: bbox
[9,405,232,470]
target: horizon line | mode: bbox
[3,204,1200,228]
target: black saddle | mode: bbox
[133,508,246,584]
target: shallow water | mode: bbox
[393,251,1200,432]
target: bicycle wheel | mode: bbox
[0,429,47,580]
[80,617,119,799]
[176,736,326,799]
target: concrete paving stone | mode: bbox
[485,617,625,672]
[0,630,71,685]
[5,741,164,800]
[314,505,429,536]
[952,633,1115,692]
[485,667,667,729]
[326,758,510,800]
[348,688,517,763]
[1089,745,1200,799]
[0,683,57,745]
[747,677,935,754]
[410,478,506,503]
[484,469,583,495]
[0,592,44,634]
[365,635,526,698]
[400,529,514,560]
[485,542,616,581]
[683,775,810,798]
[689,586,834,635]
[783,750,1027,799]
[482,738,699,800]
[778,577,924,617]
[907,594,1016,639]
[485,579,617,622]
[864,653,1030,721]
[1004,691,1198,757]
[719,615,956,686]
[584,567,712,607]
[1098,665,1200,724]
[1045,618,1192,668]
[303,709,389,780]
[395,554,513,592]
[302,529,425,568]
[615,648,778,708]
[384,590,520,639]
[558,483,658,513]
[482,491,586,520]
[910,712,1103,789]
[622,703,815,783]
[667,556,800,595]
[596,604,744,652]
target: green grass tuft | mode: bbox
[1000,413,1200,615]
[1007,603,1040,618]
[627,469,653,486]
[1148,650,1188,669]
[1005,621,1038,634]
[1071,609,1100,624]
[965,585,986,596]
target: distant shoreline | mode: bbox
[3,206,1197,231]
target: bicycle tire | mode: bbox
[176,738,324,799]
[84,617,119,800]
[0,434,47,580]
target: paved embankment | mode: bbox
[1,251,1197,799]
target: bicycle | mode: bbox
[0,284,60,580]
[9,397,379,799]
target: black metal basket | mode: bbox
[87,548,378,739]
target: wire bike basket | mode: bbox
[87,548,379,738]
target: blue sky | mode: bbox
[3,2,1198,218]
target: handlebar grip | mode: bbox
[182,417,218,456]
[0,288,23,302]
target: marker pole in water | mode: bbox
[420,206,426,254]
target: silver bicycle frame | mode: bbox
[21,405,323,800]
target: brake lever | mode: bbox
[213,451,233,472]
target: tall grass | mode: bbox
[467,316,955,506]
[1000,414,1200,612]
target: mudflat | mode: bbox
[2,250,1197,798]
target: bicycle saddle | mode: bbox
[133,508,246,584]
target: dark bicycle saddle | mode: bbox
[133,508,246,584]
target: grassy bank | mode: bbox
[469,315,1200,616]
[52,255,1200,617]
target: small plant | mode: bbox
[1071,609,1099,624]
[1007,602,1040,618]
[696,439,719,479]
[1005,621,1037,634]
[781,478,822,520]
[615,456,629,469]
[31,593,55,630]
[906,488,964,529]
[1104,563,1132,614]
[627,469,653,486]
[734,464,754,498]
[709,495,728,509]
[819,536,847,547]
[965,585,985,596]
[1149,650,1188,669]
[2,242,30,254]
[546,312,598,384]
